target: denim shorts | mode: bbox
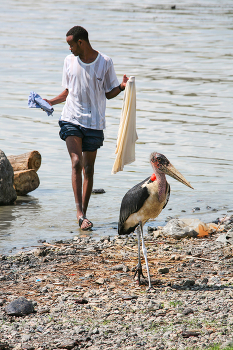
[59,121,104,152]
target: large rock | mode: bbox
[161,218,217,240]
[0,150,17,205]
[162,219,198,239]
[5,297,35,316]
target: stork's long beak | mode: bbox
[161,163,194,189]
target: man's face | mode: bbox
[66,35,81,56]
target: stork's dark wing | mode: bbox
[118,177,150,235]
[163,182,170,209]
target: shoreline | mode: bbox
[0,217,233,350]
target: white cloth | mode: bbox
[28,91,54,116]
[112,76,138,174]
[60,52,119,130]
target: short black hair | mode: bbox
[66,26,89,42]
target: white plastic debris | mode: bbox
[216,229,233,245]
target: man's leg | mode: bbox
[65,135,84,221]
[66,136,97,230]
[82,150,97,217]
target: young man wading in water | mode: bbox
[45,26,128,230]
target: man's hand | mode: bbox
[121,74,129,90]
[105,74,129,100]
[43,99,53,106]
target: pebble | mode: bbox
[21,334,31,342]
[192,207,201,212]
[5,297,34,316]
[182,279,195,287]
[158,267,169,274]
[75,298,88,304]
[183,307,194,315]
[95,277,105,284]
[0,299,6,306]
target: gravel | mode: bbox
[0,217,233,350]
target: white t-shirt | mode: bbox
[60,52,119,130]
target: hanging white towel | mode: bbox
[112,76,138,174]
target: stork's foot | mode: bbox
[133,263,146,285]
[146,285,155,292]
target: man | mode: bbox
[45,26,128,230]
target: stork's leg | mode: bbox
[139,221,152,290]
[133,224,145,285]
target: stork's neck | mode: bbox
[154,170,167,201]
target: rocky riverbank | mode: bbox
[0,216,233,350]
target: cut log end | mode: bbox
[27,151,41,172]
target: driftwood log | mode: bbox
[7,151,41,195]
[13,170,40,196]
[7,151,41,172]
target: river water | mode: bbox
[0,0,233,254]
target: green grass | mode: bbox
[185,319,198,327]
[208,346,233,350]
[46,315,54,322]
[188,345,233,350]
[102,319,111,325]
[147,322,158,332]
[84,317,94,324]
[169,300,183,307]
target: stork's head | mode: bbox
[150,152,194,189]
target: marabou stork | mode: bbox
[118,152,193,289]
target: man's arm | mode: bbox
[105,74,128,100]
[44,89,69,106]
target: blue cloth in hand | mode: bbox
[28,91,54,116]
